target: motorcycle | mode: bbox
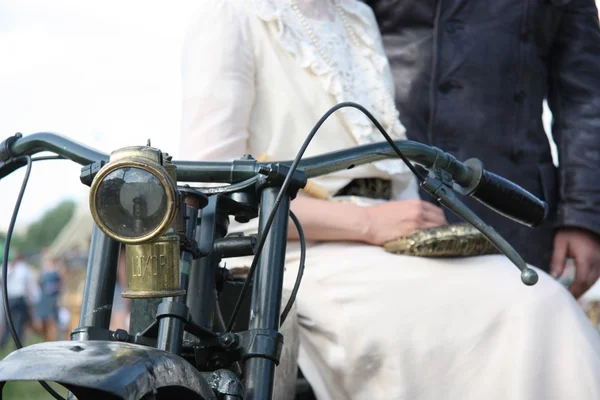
[0,103,547,399]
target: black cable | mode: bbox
[196,175,259,195]
[280,210,305,326]
[1,156,66,400]
[31,155,66,162]
[226,101,422,331]
[2,158,31,351]
[346,103,426,182]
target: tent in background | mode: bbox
[47,199,93,260]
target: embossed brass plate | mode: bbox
[383,223,500,258]
[122,235,185,298]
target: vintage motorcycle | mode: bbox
[0,103,546,399]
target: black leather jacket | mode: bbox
[364,0,600,269]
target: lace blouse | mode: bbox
[180,0,418,199]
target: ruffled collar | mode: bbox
[253,0,409,176]
[253,0,384,71]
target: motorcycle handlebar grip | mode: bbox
[0,134,19,163]
[0,133,25,180]
[459,158,549,227]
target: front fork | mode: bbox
[156,190,205,353]
[242,187,291,400]
[72,225,120,338]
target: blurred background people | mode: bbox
[0,251,38,348]
[33,248,63,342]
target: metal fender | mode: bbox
[0,341,217,400]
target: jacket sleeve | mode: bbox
[547,0,600,236]
[179,0,255,162]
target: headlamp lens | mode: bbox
[95,167,168,239]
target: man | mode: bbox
[364,0,600,298]
[0,252,38,348]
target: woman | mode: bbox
[180,1,600,399]
[34,249,63,342]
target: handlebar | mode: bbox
[0,132,548,227]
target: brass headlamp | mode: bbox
[89,145,185,298]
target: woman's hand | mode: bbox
[288,196,446,245]
[362,200,447,245]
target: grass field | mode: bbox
[0,334,69,400]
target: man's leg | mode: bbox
[12,298,28,343]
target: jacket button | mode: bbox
[520,29,531,42]
[445,20,464,34]
[510,149,525,163]
[514,91,527,103]
[438,79,462,94]
[438,80,463,94]
[439,82,453,93]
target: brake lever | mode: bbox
[421,173,539,286]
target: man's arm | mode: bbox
[547,0,600,297]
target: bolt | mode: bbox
[211,372,220,389]
[113,329,129,342]
[219,333,236,348]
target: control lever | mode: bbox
[421,173,539,286]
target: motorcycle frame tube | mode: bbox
[243,187,290,400]
[157,202,202,353]
[73,224,121,338]
[186,196,225,331]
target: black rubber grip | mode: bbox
[470,169,549,227]
[0,139,12,162]
[0,133,22,163]
[0,134,25,180]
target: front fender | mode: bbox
[0,341,217,400]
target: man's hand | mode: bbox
[551,228,600,298]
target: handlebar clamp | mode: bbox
[80,160,107,187]
[238,328,284,365]
[258,163,307,199]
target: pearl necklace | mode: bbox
[289,0,362,69]
[289,0,401,155]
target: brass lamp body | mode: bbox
[123,234,185,298]
[89,146,185,299]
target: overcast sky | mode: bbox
[1,1,598,233]
[0,0,203,232]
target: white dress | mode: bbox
[180,1,600,399]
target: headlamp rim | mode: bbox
[89,158,178,244]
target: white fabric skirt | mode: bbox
[282,242,600,400]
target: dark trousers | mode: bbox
[0,296,29,348]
